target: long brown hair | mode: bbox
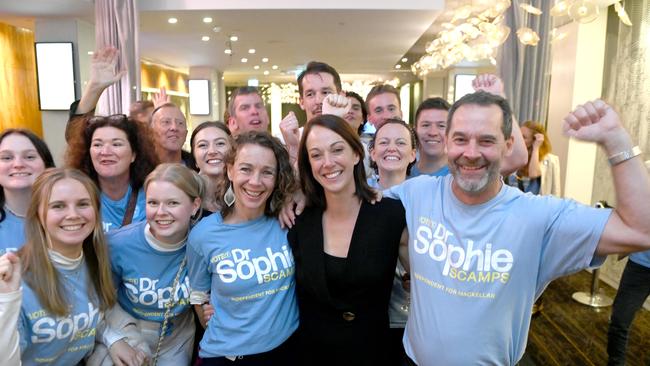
[522,121,552,161]
[19,168,116,316]
[298,114,375,209]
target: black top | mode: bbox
[288,198,406,366]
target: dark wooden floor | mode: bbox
[521,270,650,366]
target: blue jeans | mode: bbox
[607,260,650,366]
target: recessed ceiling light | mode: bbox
[254,65,260,70]
[248,49,256,54]
[263,71,270,75]
[230,35,238,42]
[224,49,232,54]
[401,57,408,62]
[272,65,278,70]
[241,58,248,63]
[201,36,210,41]
[168,17,178,24]
[203,17,213,23]
[262,57,269,63]
[395,64,402,69]
[87,51,94,55]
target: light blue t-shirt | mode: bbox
[100,186,146,233]
[0,209,26,254]
[19,261,102,366]
[107,221,190,326]
[408,164,449,178]
[187,213,298,358]
[630,250,650,268]
[385,174,611,366]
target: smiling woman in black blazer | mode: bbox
[289,115,408,366]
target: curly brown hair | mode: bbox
[217,131,296,219]
[65,114,159,191]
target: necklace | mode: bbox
[4,204,26,218]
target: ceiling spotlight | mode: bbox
[203,17,213,23]
[87,51,94,55]
[272,65,278,70]
[262,57,269,63]
[395,64,402,69]
[401,57,408,62]
[168,17,178,24]
[241,58,248,63]
[263,70,270,75]
[254,65,260,70]
[248,49,256,54]
[212,26,221,33]
[224,49,232,54]
[201,36,210,41]
[230,35,238,42]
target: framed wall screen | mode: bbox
[189,79,210,115]
[34,42,76,110]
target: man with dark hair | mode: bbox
[410,97,451,177]
[280,61,346,162]
[366,84,402,129]
[385,90,650,365]
[226,86,270,135]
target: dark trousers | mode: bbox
[389,327,407,365]
[607,260,650,366]
[201,332,298,366]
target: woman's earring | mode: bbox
[224,183,235,207]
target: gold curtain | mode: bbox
[0,22,42,136]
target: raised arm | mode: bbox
[0,253,22,366]
[562,101,650,255]
[76,47,126,114]
[472,74,528,174]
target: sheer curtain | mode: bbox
[497,0,552,126]
[95,0,140,116]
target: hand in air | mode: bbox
[89,47,126,89]
[280,111,301,150]
[472,74,505,98]
[0,252,21,294]
[322,94,351,118]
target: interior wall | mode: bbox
[0,22,42,135]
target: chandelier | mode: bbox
[411,0,632,77]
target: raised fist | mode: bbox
[472,74,505,98]
[0,253,21,294]
[322,94,351,118]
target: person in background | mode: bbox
[190,121,233,213]
[367,119,416,364]
[366,84,403,130]
[93,163,204,366]
[0,168,116,365]
[606,160,650,366]
[344,91,367,135]
[0,129,55,253]
[410,97,451,178]
[507,121,561,196]
[66,114,158,232]
[226,87,270,135]
[187,132,299,365]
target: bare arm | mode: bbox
[526,134,545,178]
[562,101,650,256]
[76,47,126,114]
[0,253,22,366]
[398,228,409,273]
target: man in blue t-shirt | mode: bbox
[409,97,451,178]
[386,91,650,366]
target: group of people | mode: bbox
[0,45,649,366]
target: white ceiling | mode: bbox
[0,0,445,84]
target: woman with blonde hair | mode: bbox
[508,121,561,197]
[0,168,116,365]
[92,163,205,366]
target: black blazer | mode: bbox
[288,198,406,366]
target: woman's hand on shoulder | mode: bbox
[279,190,307,229]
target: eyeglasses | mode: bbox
[88,114,129,126]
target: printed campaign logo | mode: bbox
[213,245,294,284]
[30,302,100,343]
[124,275,190,309]
[414,217,513,284]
